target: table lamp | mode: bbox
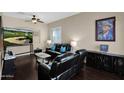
[70,40,77,52]
[47,40,52,48]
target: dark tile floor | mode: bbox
[2,55,123,80]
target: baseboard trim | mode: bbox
[16,52,31,57]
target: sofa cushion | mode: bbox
[63,44,71,51]
[46,43,72,61]
[55,44,61,52]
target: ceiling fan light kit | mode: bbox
[32,19,37,24]
[24,14,44,24]
[32,15,37,24]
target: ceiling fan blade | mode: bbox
[38,20,44,23]
[37,19,44,23]
[24,15,44,24]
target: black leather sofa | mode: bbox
[38,49,87,80]
[76,49,87,68]
[45,43,71,60]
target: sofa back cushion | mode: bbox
[54,52,74,62]
[55,44,61,52]
[65,44,71,51]
[55,43,71,52]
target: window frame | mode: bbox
[51,26,62,44]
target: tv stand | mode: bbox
[86,50,124,76]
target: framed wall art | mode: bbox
[96,17,116,41]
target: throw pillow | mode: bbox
[51,45,56,51]
[60,46,66,53]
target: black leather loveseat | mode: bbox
[38,49,87,80]
[45,43,71,60]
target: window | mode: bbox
[51,27,61,44]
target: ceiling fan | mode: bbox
[24,14,44,24]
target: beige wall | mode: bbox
[2,16,48,54]
[48,12,124,55]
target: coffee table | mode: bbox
[35,52,51,63]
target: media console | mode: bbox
[86,50,124,76]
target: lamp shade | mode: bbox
[32,16,37,24]
[47,40,52,45]
[32,19,37,24]
[70,40,77,47]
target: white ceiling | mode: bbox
[2,12,80,24]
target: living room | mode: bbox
[1,0,124,93]
[0,12,124,80]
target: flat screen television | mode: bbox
[3,28,33,47]
[100,44,108,52]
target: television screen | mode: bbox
[3,28,33,47]
[100,44,108,52]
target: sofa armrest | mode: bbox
[45,49,62,60]
[52,51,61,55]
[46,50,61,57]
[38,63,51,80]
